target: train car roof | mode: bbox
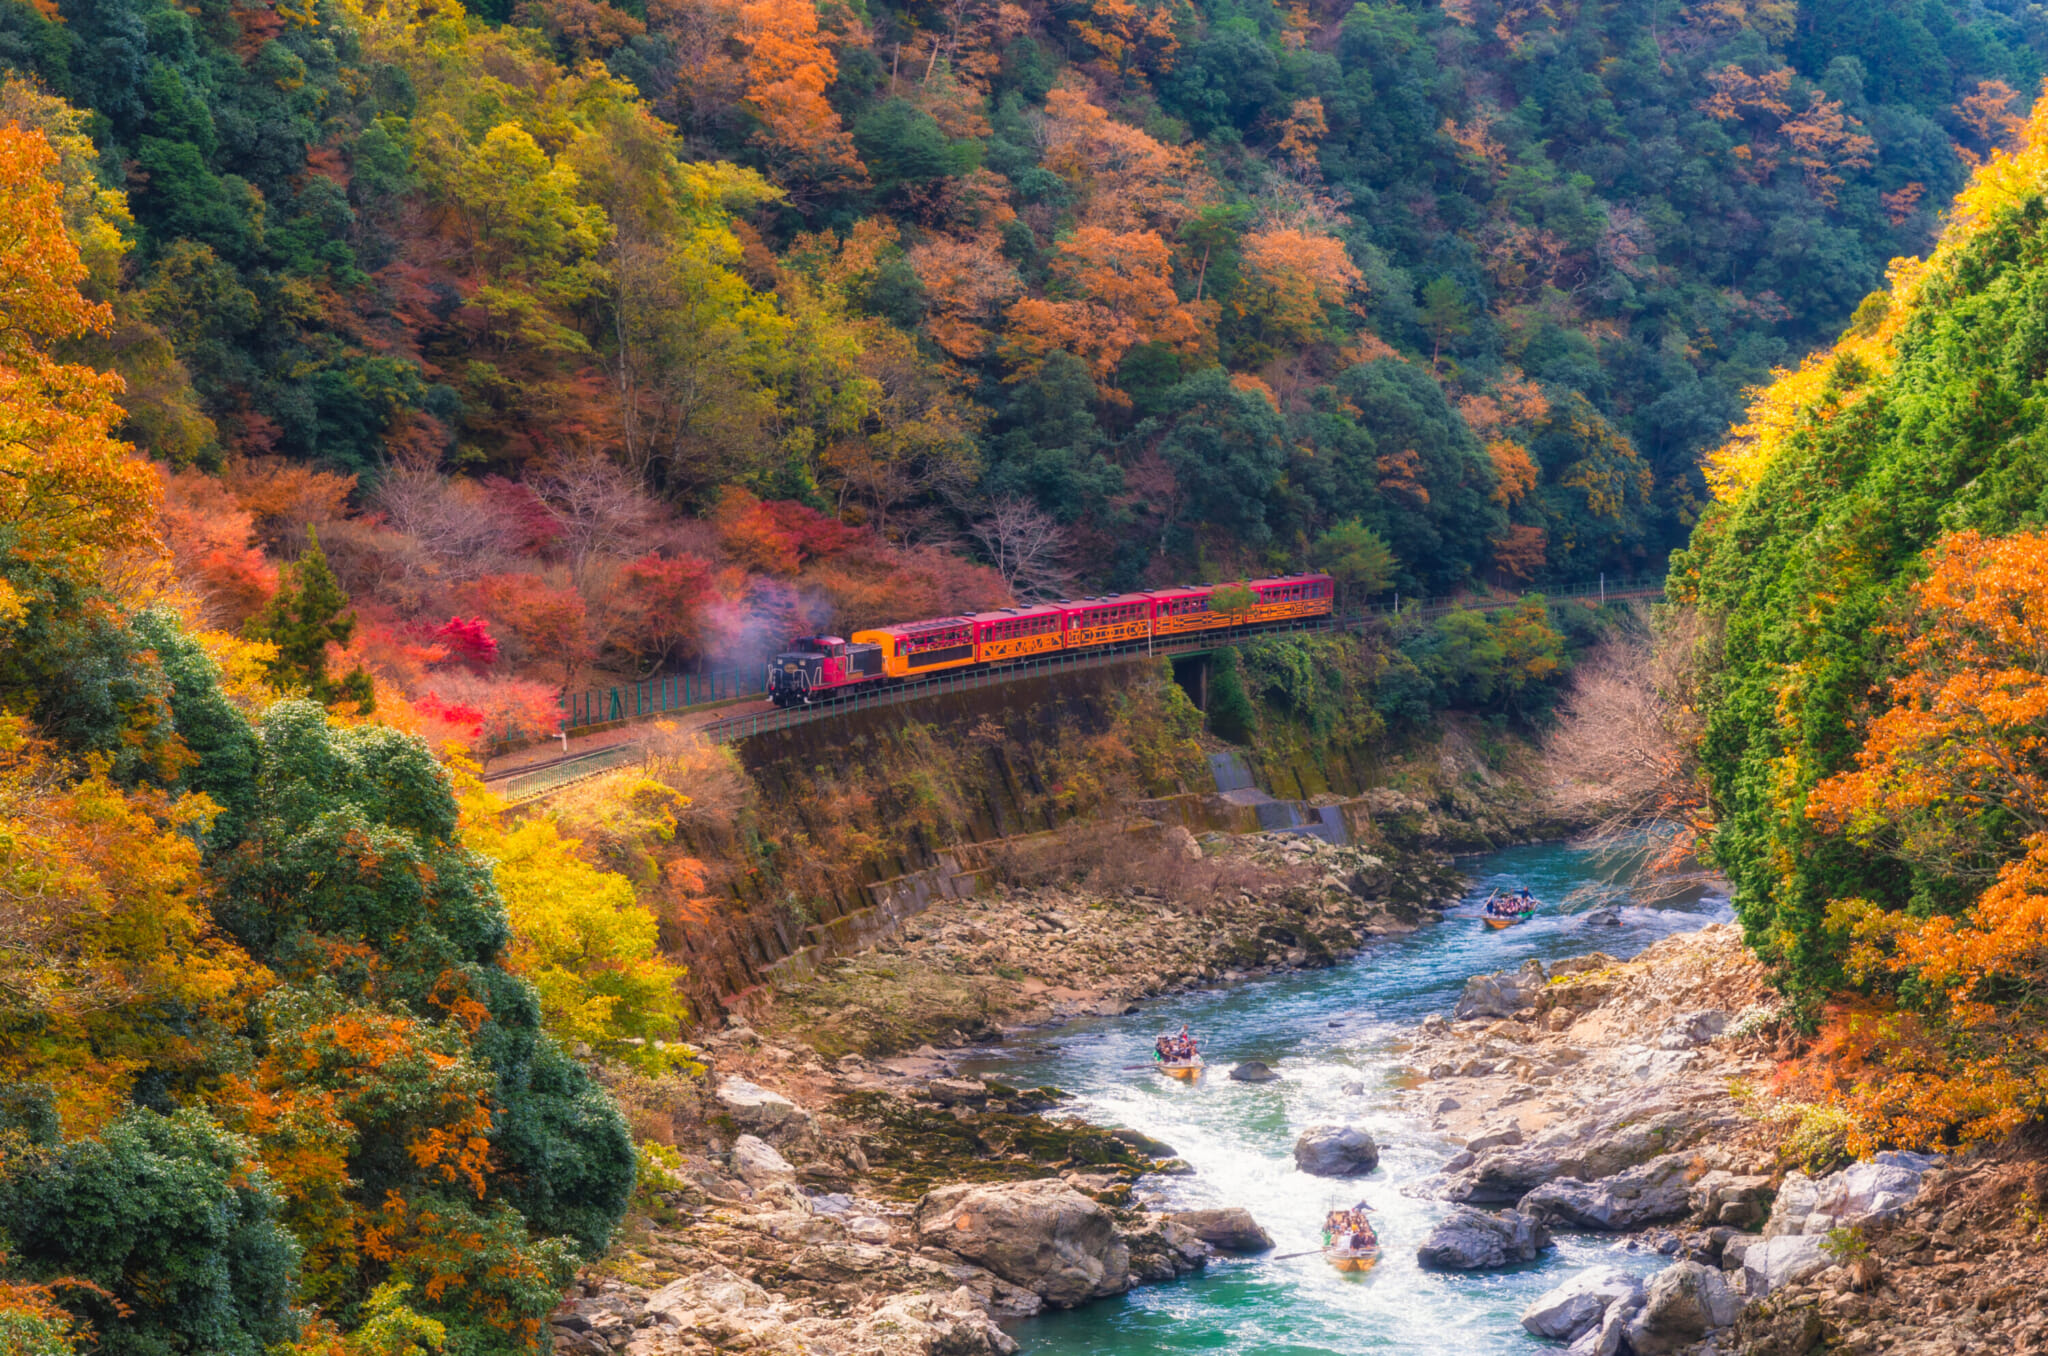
[1060,591,1155,609]
[858,616,975,635]
[965,603,1067,624]
[1143,573,1332,599]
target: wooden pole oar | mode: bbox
[1270,1249,1324,1261]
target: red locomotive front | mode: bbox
[765,635,885,707]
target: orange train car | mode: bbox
[851,616,978,680]
[1148,573,1336,637]
[971,604,1066,664]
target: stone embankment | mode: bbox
[1401,924,2047,1356]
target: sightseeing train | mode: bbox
[765,573,1336,707]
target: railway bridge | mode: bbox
[485,574,1667,803]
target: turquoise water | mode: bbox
[955,841,1734,1355]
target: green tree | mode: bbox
[1205,646,1256,743]
[1419,276,1474,372]
[0,1109,300,1356]
[1208,582,1258,621]
[245,528,373,711]
[1311,520,1397,607]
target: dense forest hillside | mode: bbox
[2,0,2043,734]
[1678,93,2048,1153]
[9,0,2048,1346]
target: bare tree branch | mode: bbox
[968,497,1074,601]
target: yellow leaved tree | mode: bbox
[457,775,690,1070]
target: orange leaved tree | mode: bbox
[1808,529,2048,1149]
[0,123,157,628]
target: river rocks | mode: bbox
[1521,1267,1646,1342]
[717,1075,805,1135]
[1119,1215,1211,1282]
[1580,907,1622,927]
[924,1077,990,1107]
[1169,1208,1274,1253]
[1764,1152,1941,1237]
[1688,1170,1774,1229]
[853,1289,1022,1356]
[1740,1234,1829,1296]
[1292,1124,1381,1177]
[914,1179,1132,1307]
[565,1267,1025,1356]
[1657,1010,1730,1049]
[1454,958,1548,1021]
[1442,1105,1720,1206]
[1415,1207,1552,1270]
[1518,1153,1696,1231]
[1465,1122,1523,1153]
[1625,1260,1740,1354]
[1109,1127,1179,1158]
[1228,1061,1280,1083]
[731,1134,797,1188]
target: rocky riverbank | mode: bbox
[1400,925,2048,1356]
[751,828,1466,1057]
[553,828,1456,1353]
[554,1030,1283,1354]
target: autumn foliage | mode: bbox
[1796,532,2048,1149]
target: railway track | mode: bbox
[487,577,1665,803]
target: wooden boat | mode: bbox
[1156,1057,1204,1080]
[1480,888,1536,928]
[1324,1241,1380,1272]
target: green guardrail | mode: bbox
[562,666,761,731]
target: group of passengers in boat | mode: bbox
[1323,1204,1378,1252]
[1484,886,1539,919]
[1154,1025,1199,1063]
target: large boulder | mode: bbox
[717,1076,806,1135]
[1741,1234,1829,1297]
[730,1134,796,1188]
[1169,1208,1274,1253]
[1520,1267,1645,1343]
[1688,1171,1774,1229]
[1518,1153,1695,1231]
[915,1179,1132,1308]
[1568,1299,1640,1356]
[1292,1124,1381,1177]
[1120,1215,1211,1283]
[1415,1207,1552,1271]
[1764,1151,1941,1238]
[1443,1108,1713,1205]
[1625,1261,1741,1354]
[642,1266,793,1347]
[1454,958,1548,1021]
[1228,1061,1281,1083]
[847,1288,1020,1356]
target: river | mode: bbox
[955,839,1735,1355]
